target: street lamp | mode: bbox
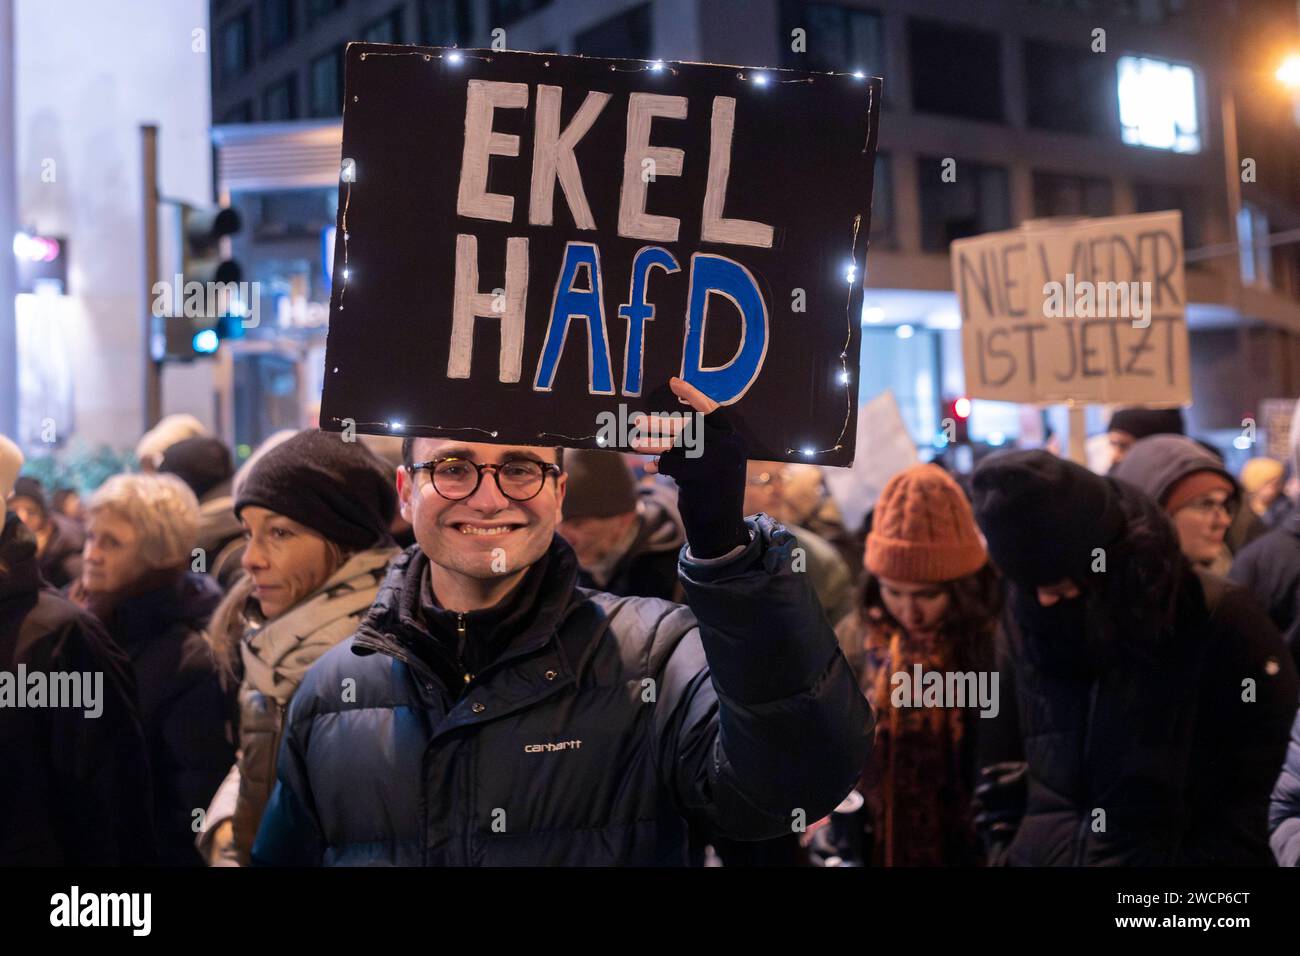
[1220,52,1300,289]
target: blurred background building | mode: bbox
[6,0,1300,465]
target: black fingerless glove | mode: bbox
[656,408,750,560]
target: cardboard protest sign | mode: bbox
[318,44,880,466]
[824,388,917,531]
[1260,398,1297,461]
[951,211,1190,405]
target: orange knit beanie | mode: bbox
[866,463,988,582]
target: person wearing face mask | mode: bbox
[1112,434,1240,576]
[195,430,399,866]
[970,450,1297,866]
[251,378,872,867]
[68,472,234,865]
[834,464,1002,866]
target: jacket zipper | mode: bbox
[1073,679,1100,866]
[458,612,473,689]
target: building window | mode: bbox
[1117,55,1201,153]
[1134,181,1203,248]
[574,3,653,59]
[261,0,295,53]
[1024,41,1113,136]
[909,19,1003,122]
[488,0,553,28]
[363,7,405,44]
[870,153,895,249]
[309,47,344,117]
[1032,171,1113,218]
[221,99,254,124]
[306,0,346,27]
[778,1,884,75]
[918,157,1011,251]
[218,12,252,87]
[419,0,473,46]
[262,75,298,121]
[1238,203,1272,288]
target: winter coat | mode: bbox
[576,485,685,602]
[95,570,235,865]
[1231,510,1300,670]
[38,513,84,589]
[198,546,397,865]
[979,485,1297,865]
[1270,708,1300,865]
[251,516,873,866]
[0,511,155,865]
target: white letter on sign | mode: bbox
[530,85,610,230]
[448,234,529,382]
[701,96,774,247]
[618,93,687,242]
[457,80,529,222]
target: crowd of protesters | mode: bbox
[5,390,1300,867]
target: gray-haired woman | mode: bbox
[197,430,399,866]
[68,472,234,865]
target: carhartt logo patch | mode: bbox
[523,739,583,753]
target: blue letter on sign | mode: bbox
[534,242,615,394]
[681,253,769,405]
[618,246,679,396]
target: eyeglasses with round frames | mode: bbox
[406,456,561,502]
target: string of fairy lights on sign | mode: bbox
[328,46,875,460]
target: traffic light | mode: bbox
[944,395,971,445]
[160,203,244,360]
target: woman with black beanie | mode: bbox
[196,430,399,866]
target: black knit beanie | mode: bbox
[1107,406,1185,440]
[160,436,233,499]
[971,450,1126,588]
[561,450,637,520]
[235,430,397,550]
[11,476,47,515]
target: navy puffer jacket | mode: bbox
[252,515,873,866]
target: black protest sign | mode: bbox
[319,45,879,466]
[951,211,1190,405]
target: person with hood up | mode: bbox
[251,378,872,866]
[9,476,85,588]
[68,472,234,865]
[196,430,400,866]
[971,450,1296,866]
[1112,434,1240,576]
[835,463,1002,866]
[0,436,156,864]
[557,449,685,602]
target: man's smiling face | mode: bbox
[397,438,566,581]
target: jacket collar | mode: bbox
[354,534,588,690]
[111,571,223,649]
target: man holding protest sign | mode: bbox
[251,44,878,866]
[252,375,873,866]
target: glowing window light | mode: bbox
[1117,56,1201,154]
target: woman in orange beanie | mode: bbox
[835,463,1002,866]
